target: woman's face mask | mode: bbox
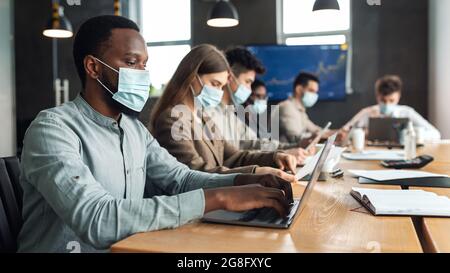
[94,57,150,113]
[191,75,224,109]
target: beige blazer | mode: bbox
[151,105,278,174]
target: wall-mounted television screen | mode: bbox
[247,44,348,102]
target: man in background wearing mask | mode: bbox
[206,47,265,150]
[207,47,310,164]
[247,79,269,115]
[18,16,293,252]
[274,72,323,145]
[340,75,441,141]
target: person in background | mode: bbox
[274,72,327,145]
[340,75,441,141]
[205,47,265,150]
[18,16,293,253]
[206,47,310,164]
[150,44,298,182]
[246,79,313,162]
[246,79,269,115]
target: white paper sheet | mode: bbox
[348,169,449,181]
[342,150,405,161]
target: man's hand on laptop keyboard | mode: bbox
[234,174,294,204]
[204,184,290,218]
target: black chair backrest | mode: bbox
[3,157,23,211]
[0,158,22,252]
[0,194,15,252]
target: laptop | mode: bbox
[367,117,409,146]
[202,134,337,229]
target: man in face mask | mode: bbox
[340,75,441,141]
[18,16,293,253]
[206,47,310,164]
[275,72,325,146]
[247,79,268,115]
[205,47,264,150]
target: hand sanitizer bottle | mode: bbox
[404,121,416,160]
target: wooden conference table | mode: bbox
[111,142,450,253]
[412,142,450,253]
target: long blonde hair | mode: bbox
[150,44,230,130]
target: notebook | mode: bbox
[350,187,450,217]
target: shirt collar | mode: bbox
[73,93,122,128]
[290,97,305,112]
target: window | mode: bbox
[281,0,351,45]
[140,0,191,92]
[279,0,353,94]
[146,44,191,90]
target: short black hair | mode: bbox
[73,15,140,88]
[293,72,320,91]
[251,79,266,92]
[225,47,266,76]
[375,75,403,96]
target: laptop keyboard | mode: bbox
[238,200,300,223]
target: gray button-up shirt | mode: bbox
[18,94,237,253]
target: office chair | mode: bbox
[3,157,23,211]
[0,195,15,252]
[0,157,23,252]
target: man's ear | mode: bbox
[375,92,382,103]
[295,85,303,97]
[84,55,101,81]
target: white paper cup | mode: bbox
[352,128,365,153]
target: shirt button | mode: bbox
[126,169,130,175]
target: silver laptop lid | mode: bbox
[296,133,337,216]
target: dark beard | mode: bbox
[100,76,141,119]
[112,99,140,118]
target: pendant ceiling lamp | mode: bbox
[207,0,239,28]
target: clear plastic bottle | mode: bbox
[404,121,417,160]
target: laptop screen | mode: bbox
[296,134,337,216]
[368,118,409,142]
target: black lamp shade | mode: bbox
[313,0,340,11]
[207,0,239,27]
[43,5,73,38]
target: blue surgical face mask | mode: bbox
[302,91,319,108]
[191,75,223,108]
[231,84,252,105]
[251,99,268,114]
[94,57,150,112]
[379,103,397,116]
